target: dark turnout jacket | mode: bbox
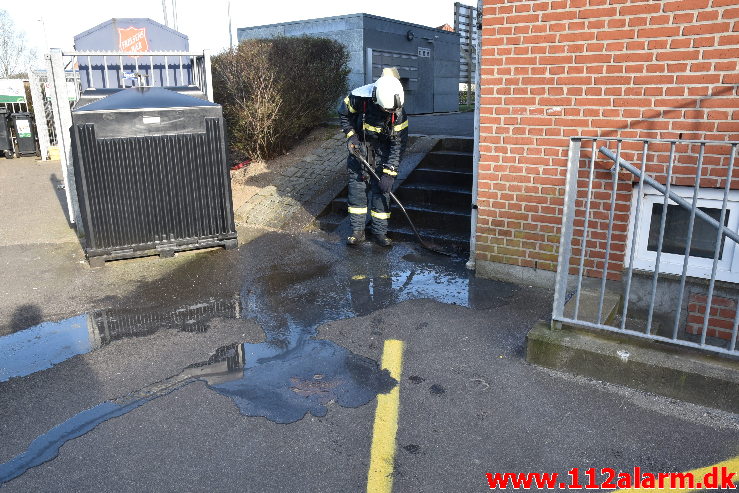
[337,83,409,176]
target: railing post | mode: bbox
[552,138,582,329]
[203,50,214,102]
[47,48,82,230]
[28,70,50,161]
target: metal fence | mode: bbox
[553,136,739,356]
[44,48,213,229]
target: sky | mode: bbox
[2,0,459,69]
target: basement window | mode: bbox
[628,186,739,283]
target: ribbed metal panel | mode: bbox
[73,117,236,256]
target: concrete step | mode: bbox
[404,168,473,188]
[421,151,473,171]
[329,197,349,214]
[563,288,621,326]
[315,212,345,232]
[526,321,739,413]
[433,137,474,154]
[386,223,470,253]
[389,204,470,235]
[394,183,472,210]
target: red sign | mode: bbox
[118,27,149,56]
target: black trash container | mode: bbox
[0,108,13,158]
[9,112,37,156]
[71,87,238,266]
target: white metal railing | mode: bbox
[44,48,213,229]
[65,50,212,99]
[553,136,739,356]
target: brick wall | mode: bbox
[477,0,739,280]
[687,292,737,340]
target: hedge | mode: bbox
[212,36,349,162]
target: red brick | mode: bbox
[717,121,739,132]
[559,31,597,43]
[619,2,662,16]
[683,22,732,36]
[693,36,717,47]
[596,29,637,40]
[578,6,618,18]
[614,51,653,63]
[575,53,614,63]
[649,14,672,25]
[723,7,739,19]
[677,73,722,84]
[662,0,710,11]
[648,39,669,50]
[656,50,701,61]
[539,54,574,65]
[669,38,692,49]
[673,12,696,24]
[638,26,682,38]
[506,13,540,24]
[540,10,578,22]
[718,34,739,45]
[697,9,720,22]
[703,48,739,59]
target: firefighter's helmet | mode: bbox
[372,74,404,112]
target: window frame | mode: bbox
[627,186,739,283]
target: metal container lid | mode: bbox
[74,86,218,113]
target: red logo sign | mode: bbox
[118,27,149,56]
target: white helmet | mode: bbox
[372,74,404,111]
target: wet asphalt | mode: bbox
[1,227,738,492]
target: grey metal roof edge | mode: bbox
[74,106,217,114]
[237,12,459,37]
[73,18,189,42]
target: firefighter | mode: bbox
[338,69,409,247]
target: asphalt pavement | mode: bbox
[0,156,737,492]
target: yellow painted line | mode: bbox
[616,455,739,493]
[367,339,404,493]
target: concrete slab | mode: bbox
[527,321,739,413]
[0,157,78,247]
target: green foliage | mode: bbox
[212,36,349,161]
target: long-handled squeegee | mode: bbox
[350,149,453,257]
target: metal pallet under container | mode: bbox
[71,87,237,266]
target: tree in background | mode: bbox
[212,36,349,162]
[0,10,36,78]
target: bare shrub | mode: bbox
[213,36,348,162]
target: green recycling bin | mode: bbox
[10,112,37,157]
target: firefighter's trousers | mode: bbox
[346,153,391,236]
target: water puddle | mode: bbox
[0,337,394,484]
[0,298,240,382]
[0,241,518,485]
[189,338,396,424]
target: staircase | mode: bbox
[315,137,474,253]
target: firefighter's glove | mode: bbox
[347,134,362,153]
[379,173,395,194]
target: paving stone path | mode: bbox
[233,131,437,233]
[233,131,349,232]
